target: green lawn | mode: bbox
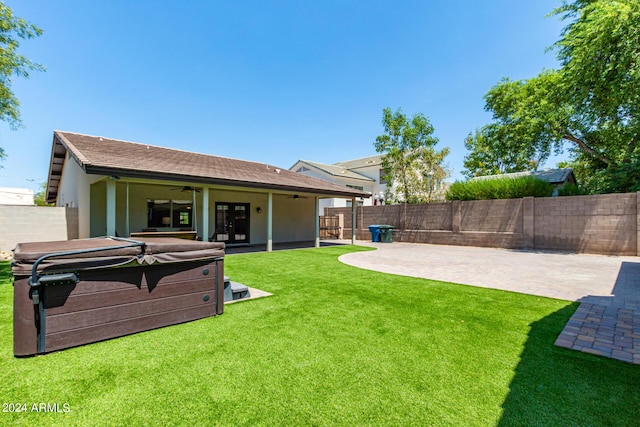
[1,246,639,426]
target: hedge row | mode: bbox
[445,176,554,201]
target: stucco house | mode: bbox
[290,155,386,213]
[46,131,368,250]
[291,154,448,212]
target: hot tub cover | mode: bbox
[12,237,225,276]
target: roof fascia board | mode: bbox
[298,161,336,178]
[83,165,369,198]
[345,170,375,181]
[114,177,363,199]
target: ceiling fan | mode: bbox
[171,186,201,193]
[287,194,308,199]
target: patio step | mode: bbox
[223,276,251,302]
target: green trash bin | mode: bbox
[379,225,394,243]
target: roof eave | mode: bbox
[83,166,370,198]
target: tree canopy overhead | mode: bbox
[463,0,640,193]
[0,1,44,162]
[374,107,449,203]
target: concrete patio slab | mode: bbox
[224,287,272,304]
[340,241,638,302]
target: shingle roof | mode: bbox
[470,168,575,185]
[46,131,370,202]
[334,155,383,170]
[294,160,374,181]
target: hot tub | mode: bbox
[12,237,225,357]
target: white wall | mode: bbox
[0,206,78,252]
[293,164,375,209]
[292,166,328,182]
[57,155,102,238]
[272,194,315,242]
[90,181,107,236]
[351,165,387,202]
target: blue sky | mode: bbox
[1,0,565,192]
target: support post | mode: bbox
[267,192,273,252]
[106,179,117,236]
[351,197,357,244]
[125,182,130,237]
[202,187,209,241]
[315,196,320,248]
[192,189,197,236]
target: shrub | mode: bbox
[557,183,587,196]
[446,176,553,201]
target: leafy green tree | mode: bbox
[374,107,450,203]
[0,1,44,162]
[463,0,640,193]
[464,70,575,178]
[463,124,542,178]
[33,181,52,206]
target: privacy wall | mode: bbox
[327,193,639,256]
[0,206,78,252]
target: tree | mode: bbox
[463,0,640,193]
[0,2,44,162]
[33,181,52,206]
[374,107,450,203]
[463,70,574,178]
[463,124,542,178]
[411,145,450,202]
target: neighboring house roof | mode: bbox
[293,160,374,182]
[334,155,383,170]
[334,154,445,176]
[471,168,576,185]
[46,131,370,203]
[0,188,34,205]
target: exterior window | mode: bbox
[346,185,364,191]
[171,200,192,228]
[147,199,192,228]
[379,169,387,185]
[179,212,190,225]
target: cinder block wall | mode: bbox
[0,206,79,252]
[460,199,523,233]
[534,194,636,254]
[327,192,639,256]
